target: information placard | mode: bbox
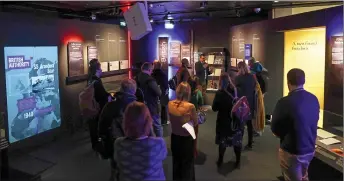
[109,61,119,71]
[4,46,61,143]
[68,42,84,76]
[87,46,98,62]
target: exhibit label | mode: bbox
[158,37,169,69]
[244,44,252,60]
[87,46,98,62]
[181,45,191,64]
[170,42,181,65]
[4,46,61,143]
[331,36,343,65]
[68,42,84,76]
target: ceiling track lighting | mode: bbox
[91,13,96,20]
[200,1,208,9]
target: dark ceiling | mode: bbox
[0,1,342,22]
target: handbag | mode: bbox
[197,110,206,124]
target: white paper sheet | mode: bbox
[120,60,129,69]
[182,122,196,139]
[317,129,336,139]
[230,58,236,67]
[214,69,222,76]
[109,61,119,71]
[319,138,341,145]
[207,55,215,64]
[101,62,108,72]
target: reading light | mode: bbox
[120,20,126,27]
[91,13,96,20]
[165,21,174,29]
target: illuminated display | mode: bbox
[4,46,61,143]
[284,27,326,127]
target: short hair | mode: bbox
[176,82,191,101]
[153,61,162,69]
[200,54,205,57]
[123,101,152,138]
[248,57,256,64]
[287,68,305,86]
[121,79,137,94]
[237,61,250,75]
[141,62,153,71]
[181,58,189,66]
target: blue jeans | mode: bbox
[152,114,163,137]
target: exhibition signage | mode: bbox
[244,44,252,60]
[159,37,169,69]
[170,41,181,66]
[4,46,61,143]
[181,44,191,64]
[68,42,84,76]
[331,36,343,65]
[87,46,98,62]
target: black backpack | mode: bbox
[256,71,269,94]
[168,75,178,91]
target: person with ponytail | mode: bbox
[212,73,243,169]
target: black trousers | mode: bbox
[161,105,168,125]
[171,134,195,181]
[244,119,253,146]
[88,116,99,150]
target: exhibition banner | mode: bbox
[87,46,98,62]
[4,46,61,143]
[284,28,325,127]
[181,44,191,62]
[170,41,181,66]
[158,37,169,69]
[68,42,84,76]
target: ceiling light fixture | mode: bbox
[149,4,153,8]
[274,1,279,2]
[91,13,96,20]
[165,20,174,29]
[150,18,154,23]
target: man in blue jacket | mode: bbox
[271,68,319,181]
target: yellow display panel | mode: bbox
[284,27,326,128]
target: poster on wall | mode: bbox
[87,46,98,62]
[331,36,343,65]
[68,42,84,76]
[101,62,108,72]
[181,44,191,64]
[109,61,119,71]
[170,41,181,65]
[158,37,169,69]
[245,44,252,60]
[120,60,129,69]
[4,46,61,143]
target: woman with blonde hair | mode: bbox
[235,62,256,150]
[114,101,167,181]
[168,82,198,181]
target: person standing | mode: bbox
[195,54,212,93]
[168,82,198,181]
[235,62,256,150]
[212,73,243,169]
[114,101,167,181]
[176,58,191,86]
[271,68,319,181]
[86,59,111,151]
[152,61,169,125]
[137,62,163,137]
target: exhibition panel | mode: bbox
[284,27,326,128]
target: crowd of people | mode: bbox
[80,57,320,181]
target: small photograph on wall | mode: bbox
[120,60,129,69]
[101,62,109,72]
[68,42,84,76]
[109,61,119,71]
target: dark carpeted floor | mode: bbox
[5,111,343,181]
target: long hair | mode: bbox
[237,61,250,75]
[123,101,153,139]
[176,82,191,102]
[88,59,100,81]
[219,72,236,90]
[190,76,200,93]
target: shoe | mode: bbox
[235,161,241,169]
[216,157,223,167]
[244,145,253,150]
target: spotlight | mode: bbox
[236,10,241,17]
[254,8,261,13]
[120,20,126,26]
[165,20,174,29]
[149,4,153,8]
[274,1,279,2]
[91,13,96,20]
[167,13,173,20]
[150,18,154,23]
[200,1,208,9]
